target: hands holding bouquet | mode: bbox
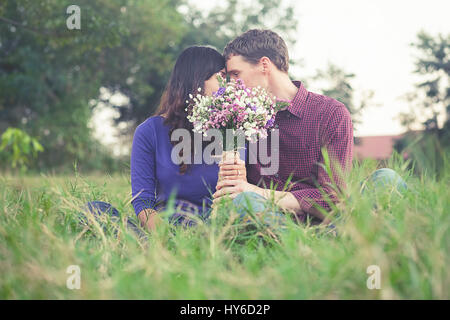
[186,74,289,203]
[214,157,253,200]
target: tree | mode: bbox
[0,127,43,173]
[398,31,450,134]
[0,0,184,171]
[311,62,375,131]
[111,0,300,133]
[176,0,298,54]
[394,31,450,178]
[0,0,299,171]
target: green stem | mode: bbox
[223,132,236,152]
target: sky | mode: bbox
[90,0,450,154]
[290,0,450,136]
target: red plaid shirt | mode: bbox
[246,80,354,221]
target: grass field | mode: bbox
[0,155,449,299]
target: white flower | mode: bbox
[245,130,253,137]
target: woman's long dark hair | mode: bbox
[155,46,225,174]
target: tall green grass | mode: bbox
[0,155,449,299]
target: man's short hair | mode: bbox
[223,29,289,73]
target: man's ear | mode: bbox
[260,56,271,74]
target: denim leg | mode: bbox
[232,192,267,218]
[82,201,120,224]
[232,192,340,235]
[361,168,408,194]
[81,201,147,239]
[158,199,210,227]
[232,191,286,226]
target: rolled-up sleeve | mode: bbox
[131,123,157,216]
[291,104,353,214]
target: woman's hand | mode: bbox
[218,157,247,183]
[213,155,255,205]
[138,208,162,232]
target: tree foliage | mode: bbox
[398,31,450,133]
[311,63,375,131]
[112,0,299,130]
[0,0,298,172]
[0,0,184,171]
[394,31,450,178]
[0,127,43,172]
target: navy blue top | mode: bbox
[130,115,219,217]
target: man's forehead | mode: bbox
[225,54,245,70]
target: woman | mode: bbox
[83,46,246,235]
[131,45,242,231]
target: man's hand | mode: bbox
[214,155,328,225]
[214,158,333,225]
[213,178,262,204]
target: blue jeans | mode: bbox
[79,201,148,239]
[232,168,408,233]
[81,168,407,237]
[360,168,408,194]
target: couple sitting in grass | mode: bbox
[84,29,407,236]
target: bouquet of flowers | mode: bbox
[186,74,289,164]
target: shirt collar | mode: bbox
[286,80,308,118]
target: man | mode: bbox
[212,29,354,225]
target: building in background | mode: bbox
[354,134,405,160]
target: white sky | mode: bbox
[91,0,450,154]
[291,0,450,136]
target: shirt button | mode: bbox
[274,173,279,178]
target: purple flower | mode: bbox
[215,87,226,96]
[265,118,275,128]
